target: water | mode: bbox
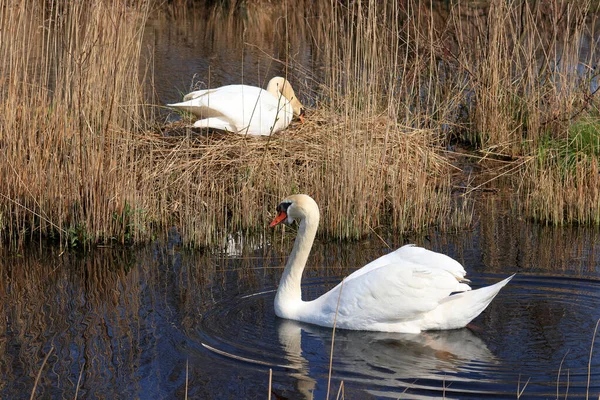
[145,6,316,113]
[199,274,600,399]
[1,203,600,399]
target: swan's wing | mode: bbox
[344,244,467,284]
[170,85,273,118]
[169,85,288,134]
[316,260,470,325]
[193,117,236,132]
[392,245,467,279]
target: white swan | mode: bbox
[168,76,305,136]
[269,194,514,333]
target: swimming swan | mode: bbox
[168,76,305,136]
[269,194,514,333]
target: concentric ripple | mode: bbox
[196,274,600,399]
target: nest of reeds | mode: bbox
[143,108,460,246]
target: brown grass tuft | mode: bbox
[155,110,464,246]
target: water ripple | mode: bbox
[197,274,600,398]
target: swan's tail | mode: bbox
[422,274,514,331]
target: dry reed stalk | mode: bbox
[30,345,54,400]
[586,318,600,400]
[448,0,600,224]
[74,361,84,400]
[0,0,152,248]
[267,368,272,400]
[326,279,343,400]
[185,358,189,400]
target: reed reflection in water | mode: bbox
[2,249,147,398]
[0,244,199,399]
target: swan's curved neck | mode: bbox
[275,210,319,314]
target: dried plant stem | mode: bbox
[326,279,343,400]
[586,318,600,400]
[74,361,85,400]
[30,346,54,400]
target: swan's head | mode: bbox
[267,77,306,123]
[269,194,319,227]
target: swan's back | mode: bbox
[344,244,468,285]
[168,84,294,135]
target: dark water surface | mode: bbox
[1,202,600,399]
[145,5,316,114]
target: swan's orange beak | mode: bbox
[270,211,287,227]
[299,108,306,124]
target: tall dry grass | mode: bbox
[154,0,473,245]
[317,0,600,226]
[3,0,598,249]
[1,0,471,249]
[447,0,600,224]
[304,0,600,227]
[0,0,153,247]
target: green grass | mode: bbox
[536,115,600,175]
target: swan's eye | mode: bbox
[276,201,292,213]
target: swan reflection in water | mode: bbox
[276,318,498,399]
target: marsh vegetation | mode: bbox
[0,0,598,249]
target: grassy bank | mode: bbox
[1,0,598,249]
[524,116,600,224]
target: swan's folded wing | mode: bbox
[320,261,471,325]
[344,244,467,284]
[170,87,242,118]
[170,85,280,126]
[392,245,467,279]
[168,100,231,121]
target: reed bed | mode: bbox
[0,0,153,247]
[2,0,599,249]
[156,0,600,233]
[0,0,470,248]
[448,0,600,224]
[316,0,600,226]
[154,112,462,246]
